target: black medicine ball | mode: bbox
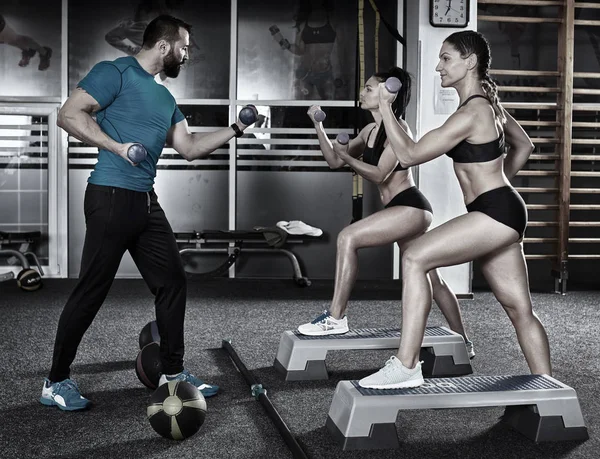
[147,380,207,440]
[139,320,160,349]
[16,269,42,291]
[135,342,162,389]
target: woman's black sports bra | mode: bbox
[302,14,336,44]
[446,94,505,164]
[363,126,408,172]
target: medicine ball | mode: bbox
[139,320,160,349]
[135,342,162,389]
[147,380,207,440]
[16,269,42,291]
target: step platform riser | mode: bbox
[274,326,472,380]
[326,374,588,450]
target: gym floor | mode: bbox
[0,278,597,459]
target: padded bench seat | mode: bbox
[174,229,322,287]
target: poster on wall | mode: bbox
[0,0,61,97]
[237,0,359,101]
[236,0,398,102]
[68,0,230,100]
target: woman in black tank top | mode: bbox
[358,31,551,390]
[270,0,338,99]
[297,67,474,357]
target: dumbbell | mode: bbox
[385,77,402,94]
[239,104,258,125]
[269,25,291,50]
[336,133,349,145]
[313,109,326,123]
[127,143,147,164]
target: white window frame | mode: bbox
[0,104,68,277]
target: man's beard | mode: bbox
[163,50,184,78]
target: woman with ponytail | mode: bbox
[297,67,474,360]
[358,31,551,389]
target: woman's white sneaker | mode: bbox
[358,356,424,389]
[297,310,349,336]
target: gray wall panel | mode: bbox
[154,170,229,233]
[15,170,47,190]
[0,172,19,190]
[19,192,43,224]
[156,169,231,276]
[0,195,18,224]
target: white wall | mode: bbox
[405,0,479,295]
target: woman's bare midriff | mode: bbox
[453,157,512,205]
[379,170,415,206]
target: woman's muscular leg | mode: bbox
[480,242,552,375]
[429,268,469,341]
[329,206,431,319]
[399,236,470,341]
[398,212,520,368]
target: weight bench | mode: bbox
[174,229,322,287]
[0,231,44,285]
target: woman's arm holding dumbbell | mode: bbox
[377,78,417,166]
[307,105,342,168]
[379,78,473,166]
[168,106,257,161]
[333,134,395,184]
[270,24,304,55]
[308,105,366,169]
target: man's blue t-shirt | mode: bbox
[78,56,185,192]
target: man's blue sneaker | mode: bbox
[40,378,91,411]
[158,369,219,398]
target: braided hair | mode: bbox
[444,30,506,124]
[371,67,412,157]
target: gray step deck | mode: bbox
[326,374,589,450]
[274,326,472,380]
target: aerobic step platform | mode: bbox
[326,374,588,450]
[274,326,472,381]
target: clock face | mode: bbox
[430,0,469,28]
